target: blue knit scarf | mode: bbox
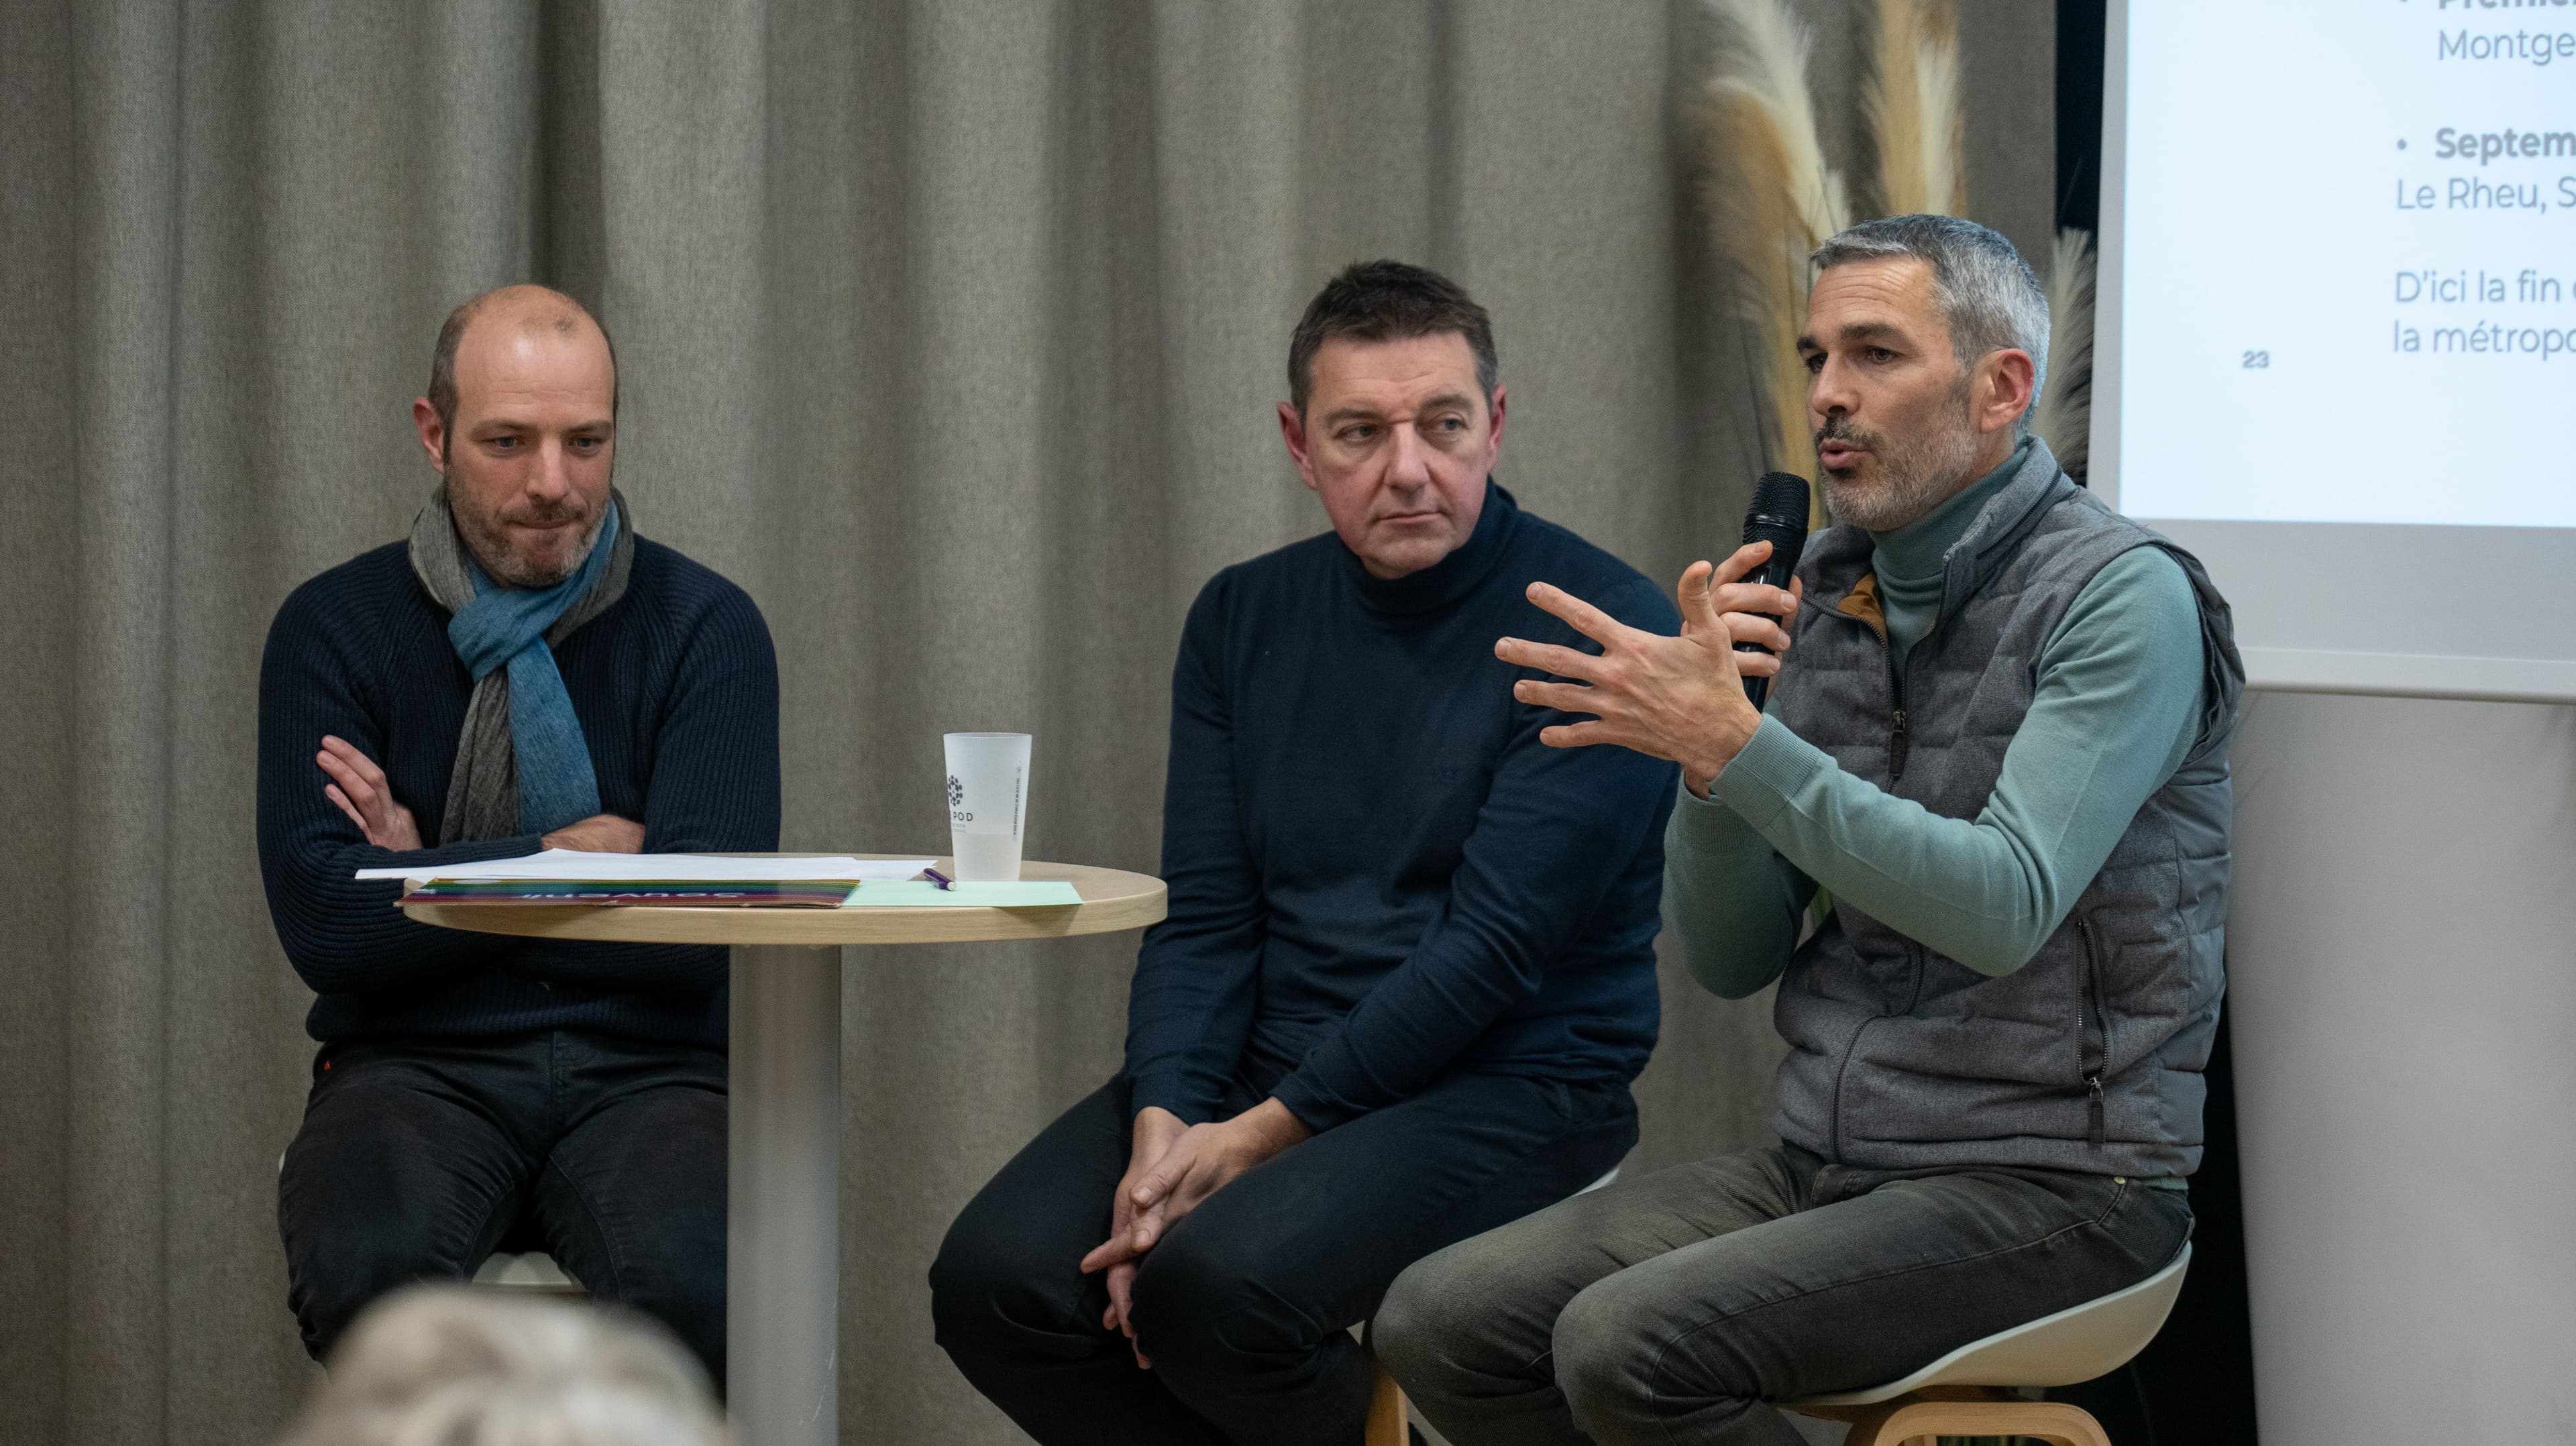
[408,488,635,842]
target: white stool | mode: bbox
[1783,1243,2194,1446]
[1364,1165,1623,1446]
[472,1250,584,1296]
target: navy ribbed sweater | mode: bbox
[1124,483,1680,1132]
[256,535,780,1049]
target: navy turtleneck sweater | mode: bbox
[256,535,780,1050]
[1125,482,1680,1131]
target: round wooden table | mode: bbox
[404,855,1165,1446]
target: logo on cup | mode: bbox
[947,775,965,807]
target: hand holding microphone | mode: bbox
[1732,472,1811,710]
[1496,474,1806,791]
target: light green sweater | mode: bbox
[1668,448,2206,995]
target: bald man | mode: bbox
[256,286,779,1375]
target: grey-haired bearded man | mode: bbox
[1377,215,2243,1445]
[257,285,778,1378]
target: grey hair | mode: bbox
[1812,215,2049,431]
[277,1286,726,1446]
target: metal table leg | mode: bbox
[729,944,841,1446]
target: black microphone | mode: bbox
[1734,471,1811,710]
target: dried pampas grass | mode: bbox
[1696,0,1851,518]
[2031,227,2098,483]
[1866,0,1965,216]
[1699,0,2102,507]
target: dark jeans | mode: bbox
[929,1070,1638,1446]
[276,1031,727,1377]
[1377,1144,2193,1445]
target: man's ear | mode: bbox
[1485,382,1508,462]
[411,398,449,475]
[1277,400,1322,494]
[1976,350,2037,437]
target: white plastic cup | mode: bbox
[943,732,1031,881]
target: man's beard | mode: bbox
[1815,384,1985,534]
[450,482,608,588]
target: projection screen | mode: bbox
[2094,0,2576,703]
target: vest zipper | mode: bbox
[1830,576,1914,781]
[1883,638,1911,781]
[2076,914,2110,1149]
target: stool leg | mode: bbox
[1364,1356,1409,1446]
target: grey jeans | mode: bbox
[1374,1145,2190,1445]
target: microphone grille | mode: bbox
[1743,471,1811,545]
[1752,471,1813,528]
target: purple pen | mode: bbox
[922,866,955,891]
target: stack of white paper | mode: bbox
[356,849,932,884]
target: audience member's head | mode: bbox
[1802,214,2045,531]
[1277,260,1508,579]
[413,284,620,588]
[278,1286,725,1446]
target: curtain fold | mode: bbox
[0,3,2053,1440]
[64,7,182,1443]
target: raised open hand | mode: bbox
[1494,541,1801,795]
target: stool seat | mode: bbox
[471,1251,583,1294]
[1791,1241,2192,1408]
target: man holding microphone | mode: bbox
[1377,215,2244,1446]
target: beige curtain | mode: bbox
[0,2,2054,1441]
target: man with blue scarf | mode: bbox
[256,286,779,1377]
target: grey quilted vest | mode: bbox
[1766,440,2245,1178]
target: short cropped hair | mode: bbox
[1813,215,2049,427]
[426,286,620,441]
[1287,260,1499,415]
[277,1286,723,1446]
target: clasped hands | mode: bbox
[316,734,643,853]
[1495,540,1803,795]
[1079,1099,1311,1368]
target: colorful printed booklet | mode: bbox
[395,878,867,908]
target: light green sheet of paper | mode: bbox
[840,879,1083,908]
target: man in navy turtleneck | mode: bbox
[929,261,1680,1445]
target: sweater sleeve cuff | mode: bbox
[1126,1071,1218,1127]
[1670,773,1764,853]
[443,832,551,864]
[364,832,552,871]
[1267,1070,1357,1135]
[1705,715,1830,830]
